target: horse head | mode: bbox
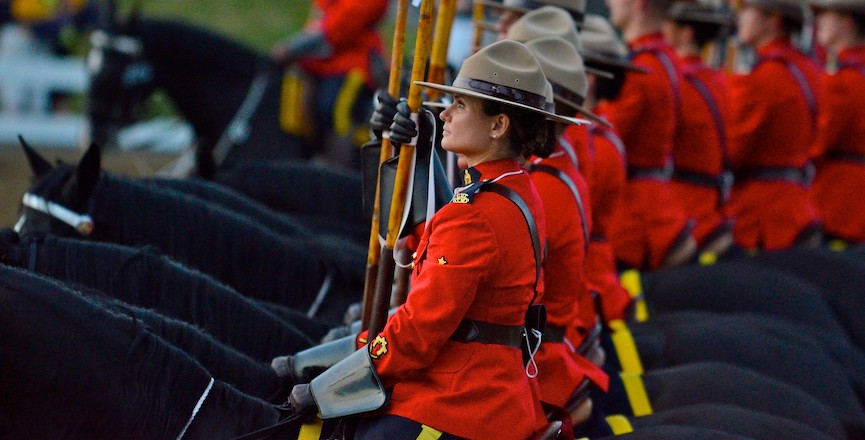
[85,0,155,149]
[15,139,102,238]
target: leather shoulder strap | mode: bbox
[479,182,543,304]
[529,164,590,253]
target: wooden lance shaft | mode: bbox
[427,0,457,101]
[361,0,410,331]
[367,0,436,338]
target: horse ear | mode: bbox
[76,143,102,198]
[19,135,54,177]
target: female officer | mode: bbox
[289,39,585,440]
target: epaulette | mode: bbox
[451,180,491,204]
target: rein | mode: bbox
[229,409,308,440]
[17,193,94,236]
[212,68,275,167]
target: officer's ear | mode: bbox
[490,113,510,141]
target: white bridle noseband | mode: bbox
[16,193,94,236]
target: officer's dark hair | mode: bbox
[851,12,865,37]
[590,63,628,102]
[781,16,803,37]
[677,20,726,48]
[648,0,677,19]
[481,100,553,158]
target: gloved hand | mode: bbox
[271,355,296,381]
[369,89,400,139]
[389,101,418,145]
[289,383,319,420]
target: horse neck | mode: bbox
[128,18,264,141]
[182,380,282,439]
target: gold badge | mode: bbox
[452,193,469,204]
[438,256,448,265]
[370,335,389,359]
[464,169,472,185]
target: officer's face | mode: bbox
[496,10,523,40]
[606,0,635,30]
[736,5,771,46]
[440,94,506,168]
[815,9,847,50]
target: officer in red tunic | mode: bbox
[270,0,388,169]
[524,36,613,437]
[663,2,736,256]
[808,0,865,244]
[601,0,697,270]
[289,40,586,440]
[727,0,824,250]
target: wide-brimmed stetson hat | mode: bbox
[807,0,865,15]
[742,0,807,22]
[667,1,735,25]
[579,14,649,73]
[507,6,615,78]
[416,39,587,126]
[525,37,611,127]
[476,0,588,25]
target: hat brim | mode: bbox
[475,0,531,14]
[582,51,649,73]
[415,80,589,126]
[553,95,612,128]
[585,65,615,79]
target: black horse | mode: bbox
[85,1,311,178]
[0,264,290,439]
[16,143,364,323]
[0,228,330,360]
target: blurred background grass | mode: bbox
[110,0,312,50]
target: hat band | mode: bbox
[551,82,586,107]
[516,0,585,23]
[453,76,547,110]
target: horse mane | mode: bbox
[87,172,364,322]
[28,232,327,358]
[0,264,281,438]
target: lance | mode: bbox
[426,0,458,101]
[360,0,410,331]
[367,0,436,338]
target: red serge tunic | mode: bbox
[727,38,823,250]
[600,32,692,269]
[671,55,732,245]
[810,45,865,242]
[366,159,548,440]
[300,0,388,86]
[585,122,631,322]
[529,149,609,408]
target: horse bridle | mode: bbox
[15,193,94,236]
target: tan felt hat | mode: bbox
[807,0,865,14]
[475,0,588,25]
[525,37,611,126]
[743,0,807,22]
[579,14,649,73]
[416,39,587,126]
[667,1,735,25]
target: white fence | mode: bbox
[0,24,191,151]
